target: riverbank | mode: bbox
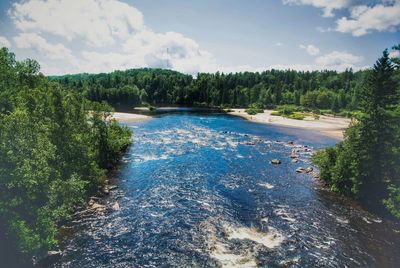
[111,112,151,123]
[228,109,351,140]
[111,109,350,139]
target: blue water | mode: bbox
[57,113,400,267]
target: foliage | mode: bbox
[0,48,132,258]
[51,66,377,112]
[331,96,340,114]
[271,105,320,120]
[312,46,400,218]
[245,103,264,115]
[287,112,305,120]
[384,186,400,218]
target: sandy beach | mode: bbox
[228,109,351,139]
[112,109,351,139]
[111,112,151,123]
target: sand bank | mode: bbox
[111,112,151,123]
[228,109,351,139]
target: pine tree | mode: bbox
[356,49,397,208]
[331,96,340,115]
[313,48,400,217]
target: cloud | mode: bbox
[71,30,220,74]
[282,0,353,17]
[283,0,400,36]
[315,50,363,69]
[10,0,144,46]
[269,50,363,71]
[13,33,75,61]
[299,44,320,55]
[8,0,367,75]
[0,36,11,48]
[8,0,218,75]
[335,2,400,36]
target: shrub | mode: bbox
[287,112,305,120]
[245,103,264,115]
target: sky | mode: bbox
[0,0,399,75]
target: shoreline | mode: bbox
[111,112,152,123]
[227,109,351,140]
[111,109,351,140]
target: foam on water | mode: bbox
[274,207,297,223]
[258,182,274,189]
[224,224,285,249]
[210,242,258,268]
[55,113,400,267]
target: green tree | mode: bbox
[313,48,400,217]
[0,48,132,262]
[331,96,340,114]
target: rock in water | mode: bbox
[270,159,282,165]
[91,203,106,210]
[108,185,118,191]
[102,187,110,194]
[112,202,120,210]
[292,159,298,163]
[37,250,62,267]
[296,167,305,173]
[306,167,313,173]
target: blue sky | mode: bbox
[0,0,399,75]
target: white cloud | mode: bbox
[10,0,144,46]
[282,0,353,17]
[122,31,218,73]
[335,2,400,36]
[268,51,363,71]
[73,30,220,74]
[0,36,11,48]
[13,33,75,61]
[315,50,363,69]
[8,0,218,75]
[8,0,367,75]
[299,44,320,55]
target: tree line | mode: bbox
[0,48,132,265]
[51,67,377,113]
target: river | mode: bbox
[56,112,400,267]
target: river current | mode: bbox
[56,113,400,267]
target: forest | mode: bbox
[0,48,132,264]
[51,67,376,115]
